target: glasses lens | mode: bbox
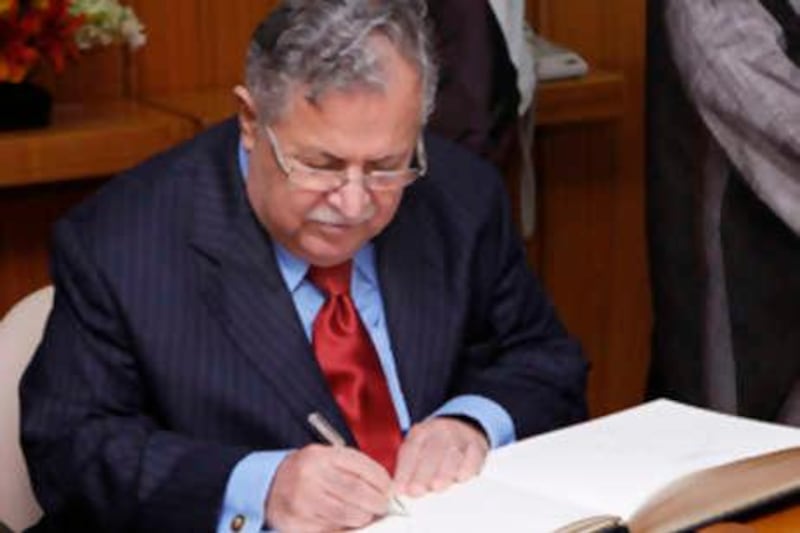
[287,168,420,192]
[288,169,343,192]
[269,125,425,192]
[365,170,419,191]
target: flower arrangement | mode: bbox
[0,0,145,83]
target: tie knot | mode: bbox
[308,260,353,296]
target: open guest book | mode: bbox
[362,399,800,533]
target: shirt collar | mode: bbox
[272,242,377,292]
[238,140,249,181]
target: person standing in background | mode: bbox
[427,0,538,236]
[426,0,523,167]
[646,0,800,425]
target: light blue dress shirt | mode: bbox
[215,143,516,533]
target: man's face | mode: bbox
[237,40,424,267]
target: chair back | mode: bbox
[0,286,53,531]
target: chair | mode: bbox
[0,286,53,531]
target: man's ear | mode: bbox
[233,85,258,151]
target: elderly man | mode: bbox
[21,1,587,531]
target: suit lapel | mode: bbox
[376,188,455,423]
[188,129,353,443]
[186,124,455,437]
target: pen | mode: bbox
[307,412,409,516]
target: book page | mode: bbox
[361,400,800,532]
[485,399,800,519]
[360,476,603,533]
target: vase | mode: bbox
[0,81,53,131]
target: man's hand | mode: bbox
[393,417,490,497]
[265,444,393,532]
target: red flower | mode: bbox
[0,0,84,82]
[34,0,83,73]
[0,0,21,18]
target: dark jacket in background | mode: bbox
[427,0,520,168]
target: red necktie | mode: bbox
[308,261,402,473]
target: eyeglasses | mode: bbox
[264,126,427,193]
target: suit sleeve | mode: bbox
[450,170,589,437]
[20,219,250,532]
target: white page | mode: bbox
[486,399,800,519]
[362,400,800,532]
[361,476,601,533]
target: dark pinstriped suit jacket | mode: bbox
[20,119,587,532]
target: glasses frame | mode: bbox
[264,125,427,193]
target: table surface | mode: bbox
[0,99,193,187]
[700,500,800,532]
[746,502,800,531]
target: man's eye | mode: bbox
[369,169,401,178]
[298,158,345,171]
[366,161,405,173]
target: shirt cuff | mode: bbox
[432,394,516,448]
[217,450,291,533]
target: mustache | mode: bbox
[306,204,376,225]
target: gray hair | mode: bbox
[244,0,438,125]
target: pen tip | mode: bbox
[389,496,409,516]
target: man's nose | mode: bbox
[329,171,372,219]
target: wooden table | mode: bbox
[746,502,800,532]
[535,70,625,126]
[145,88,239,130]
[701,501,800,532]
[0,99,194,187]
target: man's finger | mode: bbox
[323,454,393,517]
[330,446,393,488]
[403,437,442,496]
[456,440,487,481]
[314,488,377,530]
[430,443,465,491]
[393,427,426,493]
